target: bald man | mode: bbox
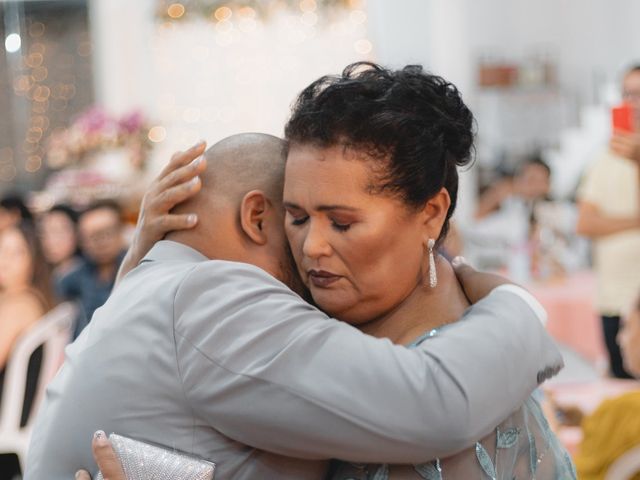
[26,134,561,480]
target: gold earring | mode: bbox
[428,238,437,288]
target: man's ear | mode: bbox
[239,190,270,246]
[419,187,451,245]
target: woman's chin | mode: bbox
[311,290,349,320]
[310,291,369,325]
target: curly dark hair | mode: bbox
[284,62,475,243]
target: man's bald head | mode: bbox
[197,132,287,209]
[168,132,288,254]
[166,132,305,293]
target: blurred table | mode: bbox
[545,379,640,455]
[528,271,607,366]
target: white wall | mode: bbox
[89,0,156,116]
[464,0,640,103]
[367,0,640,113]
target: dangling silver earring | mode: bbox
[428,238,437,288]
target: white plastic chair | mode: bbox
[0,302,75,472]
[605,445,640,480]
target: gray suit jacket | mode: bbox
[25,241,562,480]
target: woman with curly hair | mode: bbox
[282,62,575,479]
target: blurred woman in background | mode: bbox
[574,294,640,479]
[38,204,82,295]
[0,221,53,370]
[0,220,54,479]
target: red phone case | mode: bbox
[612,103,634,132]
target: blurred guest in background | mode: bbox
[475,156,551,220]
[465,157,552,275]
[619,293,640,378]
[577,65,640,379]
[0,193,33,234]
[58,200,126,338]
[575,390,640,480]
[0,221,53,479]
[38,204,82,294]
[0,221,53,369]
[609,65,640,164]
[573,293,640,479]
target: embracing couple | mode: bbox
[25,63,575,479]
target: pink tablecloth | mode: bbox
[528,271,607,365]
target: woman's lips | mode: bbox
[308,269,341,288]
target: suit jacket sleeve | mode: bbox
[174,260,562,463]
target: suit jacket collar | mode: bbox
[141,240,209,265]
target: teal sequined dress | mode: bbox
[329,329,577,480]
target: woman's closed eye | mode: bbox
[290,216,309,226]
[287,214,352,232]
[331,220,351,232]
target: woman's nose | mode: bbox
[302,221,332,259]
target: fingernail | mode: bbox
[75,472,82,480]
[194,139,206,148]
[189,176,200,186]
[94,430,106,444]
[187,214,198,225]
[451,256,467,268]
[191,156,204,167]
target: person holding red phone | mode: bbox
[610,67,640,160]
[577,65,640,379]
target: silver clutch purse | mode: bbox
[95,434,215,480]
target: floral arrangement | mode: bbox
[46,106,152,171]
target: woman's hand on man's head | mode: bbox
[115,141,207,283]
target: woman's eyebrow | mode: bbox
[283,201,360,213]
[316,205,359,212]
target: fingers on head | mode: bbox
[160,141,206,177]
[152,214,198,233]
[153,180,200,212]
[159,159,205,190]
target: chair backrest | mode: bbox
[605,444,640,480]
[0,302,75,432]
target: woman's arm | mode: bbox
[474,179,512,220]
[576,201,640,238]
[115,142,207,284]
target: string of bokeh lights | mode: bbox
[2,0,372,184]
[147,0,371,147]
[3,17,92,182]
[156,0,371,53]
